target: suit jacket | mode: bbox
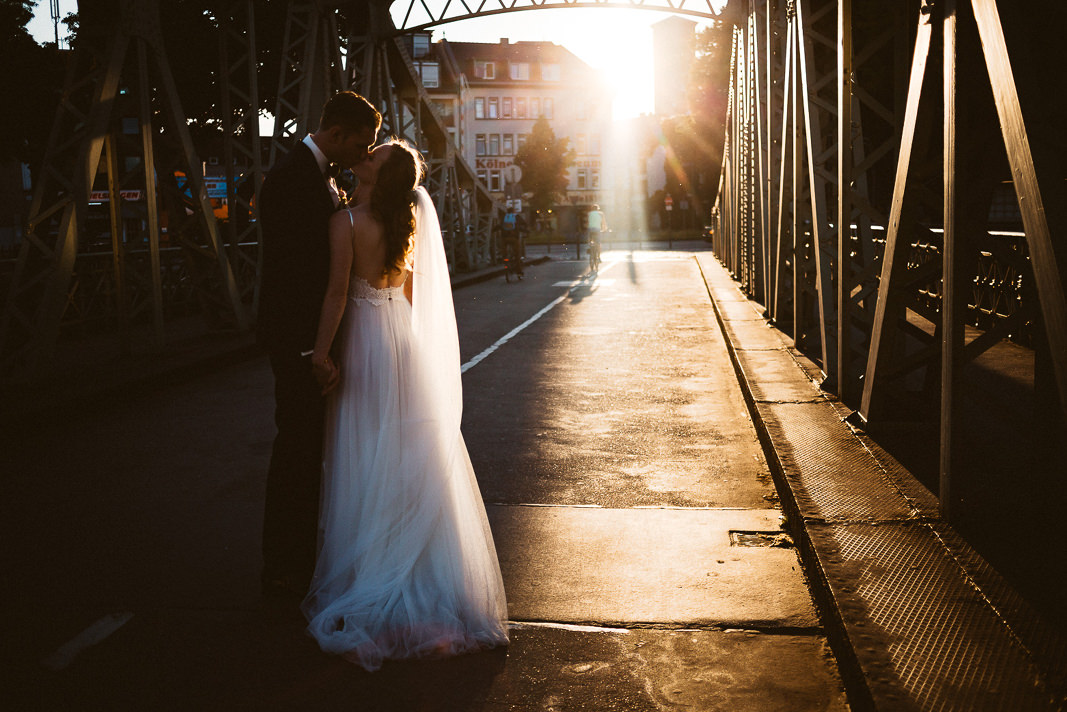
[257,142,337,353]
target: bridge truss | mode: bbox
[713,0,1067,516]
[3,0,589,376]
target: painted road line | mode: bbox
[553,279,615,287]
[461,263,615,374]
[41,612,134,671]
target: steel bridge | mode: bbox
[712,0,1066,518]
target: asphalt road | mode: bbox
[5,245,850,710]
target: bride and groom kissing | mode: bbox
[256,91,508,671]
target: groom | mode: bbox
[257,91,381,599]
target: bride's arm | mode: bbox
[311,211,355,392]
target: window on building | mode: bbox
[510,62,530,80]
[476,134,486,156]
[543,98,554,119]
[517,134,527,150]
[503,134,514,155]
[416,62,439,88]
[475,61,495,79]
[502,97,512,118]
[488,97,499,119]
[541,63,560,81]
[516,98,527,119]
[433,99,452,118]
[590,134,601,154]
[577,168,587,189]
[531,98,541,118]
[592,170,600,189]
[489,134,500,155]
[490,170,502,192]
[475,97,485,119]
[577,134,587,155]
[477,170,488,185]
[412,34,430,58]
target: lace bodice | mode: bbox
[349,277,404,306]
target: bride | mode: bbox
[302,138,508,671]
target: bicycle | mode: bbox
[588,232,602,272]
[503,236,524,282]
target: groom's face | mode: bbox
[339,125,379,168]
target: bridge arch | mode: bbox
[387,0,731,34]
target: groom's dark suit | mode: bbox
[257,140,337,592]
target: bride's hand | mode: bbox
[312,355,340,395]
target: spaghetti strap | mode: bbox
[347,208,355,229]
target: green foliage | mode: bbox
[0,0,66,164]
[514,117,575,213]
[61,0,291,138]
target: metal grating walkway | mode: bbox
[697,254,1066,711]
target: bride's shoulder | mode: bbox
[330,205,378,231]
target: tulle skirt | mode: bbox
[302,293,508,671]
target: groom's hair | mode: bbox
[320,91,382,134]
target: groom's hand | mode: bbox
[312,356,340,395]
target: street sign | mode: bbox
[665,194,673,211]
[503,164,522,183]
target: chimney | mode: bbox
[500,38,509,46]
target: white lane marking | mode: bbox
[508,620,632,634]
[552,279,614,287]
[461,262,615,374]
[42,611,134,671]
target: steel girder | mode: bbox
[0,0,247,377]
[716,0,908,403]
[219,0,265,317]
[268,1,346,167]
[390,0,725,33]
[713,0,1067,518]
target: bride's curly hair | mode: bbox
[369,138,426,276]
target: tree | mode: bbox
[514,117,575,213]
[0,0,67,164]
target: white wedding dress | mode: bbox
[302,188,508,671]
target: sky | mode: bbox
[28,1,724,120]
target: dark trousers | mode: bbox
[262,349,325,592]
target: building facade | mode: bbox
[652,16,697,117]
[406,35,613,233]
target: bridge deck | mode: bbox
[4,243,1063,710]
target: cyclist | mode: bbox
[586,204,606,271]
[501,207,524,279]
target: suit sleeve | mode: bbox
[257,154,333,352]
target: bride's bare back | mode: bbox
[343,204,410,290]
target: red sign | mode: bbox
[89,190,144,202]
[664,195,673,211]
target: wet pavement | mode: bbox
[4,243,851,710]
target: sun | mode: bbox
[549,9,658,120]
